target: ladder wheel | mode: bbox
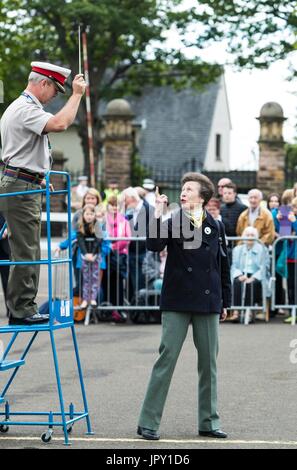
[0,425,9,433]
[41,430,53,443]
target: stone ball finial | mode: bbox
[105,99,134,118]
[259,102,284,119]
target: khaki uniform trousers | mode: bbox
[0,174,42,319]
[138,311,220,432]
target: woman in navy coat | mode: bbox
[137,172,231,441]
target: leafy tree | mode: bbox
[285,143,297,187]
[0,0,296,179]
[286,143,297,170]
[130,151,149,187]
[197,1,296,69]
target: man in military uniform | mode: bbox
[137,173,231,440]
[0,62,86,325]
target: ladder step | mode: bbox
[0,398,4,404]
[0,360,25,371]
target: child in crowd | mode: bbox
[95,203,107,229]
[55,225,111,302]
[101,195,131,317]
[72,188,102,231]
[76,204,103,309]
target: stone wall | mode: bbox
[257,144,286,195]
[102,99,135,190]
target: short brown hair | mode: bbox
[223,182,237,193]
[181,172,215,207]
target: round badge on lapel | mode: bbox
[204,227,211,235]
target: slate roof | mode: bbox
[126,81,221,173]
[46,79,221,175]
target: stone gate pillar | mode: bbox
[256,102,287,195]
[102,99,135,190]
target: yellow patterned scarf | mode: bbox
[185,210,207,229]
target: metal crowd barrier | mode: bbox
[0,171,93,445]
[73,237,162,325]
[226,237,269,324]
[72,235,271,326]
[271,235,297,325]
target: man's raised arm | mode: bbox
[43,74,86,133]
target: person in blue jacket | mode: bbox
[55,216,111,300]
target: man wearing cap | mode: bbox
[0,62,86,325]
[71,175,89,210]
[142,178,156,207]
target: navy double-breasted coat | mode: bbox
[147,209,231,314]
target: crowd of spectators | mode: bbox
[207,178,297,323]
[60,175,297,325]
[2,175,294,323]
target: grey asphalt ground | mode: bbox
[0,261,297,450]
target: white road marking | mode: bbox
[0,437,297,446]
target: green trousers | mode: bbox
[138,311,220,432]
[0,174,42,319]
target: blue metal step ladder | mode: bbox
[0,171,93,445]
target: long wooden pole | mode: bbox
[78,24,82,75]
[82,31,96,188]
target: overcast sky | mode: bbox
[185,45,296,170]
[225,60,297,170]
[166,0,297,170]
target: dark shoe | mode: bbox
[9,312,49,326]
[137,426,160,440]
[199,429,228,439]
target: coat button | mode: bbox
[187,267,193,272]
[206,268,210,273]
[205,289,210,295]
[205,246,210,251]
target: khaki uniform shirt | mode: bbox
[0,91,53,173]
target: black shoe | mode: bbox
[137,426,160,440]
[199,429,228,439]
[9,312,49,326]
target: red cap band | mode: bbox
[32,66,66,85]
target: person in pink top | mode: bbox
[106,195,131,254]
[103,195,131,307]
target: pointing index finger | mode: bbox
[155,186,160,197]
